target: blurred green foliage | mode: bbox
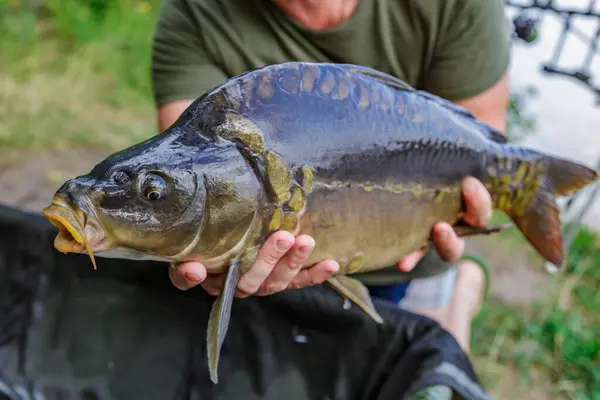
[0,0,161,151]
[0,0,159,97]
[1,1,599,398]
[506,85,538,142]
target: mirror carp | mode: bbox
[42,62,599,384]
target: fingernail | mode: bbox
[438,229,449,239]
[277,239,291,251]
[298,246,310,255]
[185,273,202,283]
[329,261,340,273]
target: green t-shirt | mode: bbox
[151,0,509,106]
[150,0,510,284]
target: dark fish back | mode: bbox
[200,62,502,186]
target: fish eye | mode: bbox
[142,174,167,202]
[112,171,130,185]
[146,190,161,201]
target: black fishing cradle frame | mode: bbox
[507,0,600,103]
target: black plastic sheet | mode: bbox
[0,204,490,400]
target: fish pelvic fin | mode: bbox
[207,259,242,384]
[492,151,599,269]
[326,276,384,324]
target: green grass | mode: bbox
[471,226,600,399]
[1,2,599,398]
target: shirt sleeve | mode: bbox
[151,0,228,107]
[422,0,510,101]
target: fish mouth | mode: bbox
[42,196,108,269]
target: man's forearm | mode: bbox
[453,72,510,136]
[157,99,194,132]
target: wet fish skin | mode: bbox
[41,62,599,384]
[201,62,597,271]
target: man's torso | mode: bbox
[150,0,510,284]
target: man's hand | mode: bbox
[169,232,339,297]
[169,176,493,296]
[396,176,492,272]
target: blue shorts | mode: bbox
[367,267,457,309]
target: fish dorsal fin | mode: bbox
[342,64,415,92]
[415,90,509,144]
[481,126,509,144]
[340,64,508,144]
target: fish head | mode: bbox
[42,130,207,264]
[42,126,262,267]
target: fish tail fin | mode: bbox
[544,155,599,197]
[498,152,599,269]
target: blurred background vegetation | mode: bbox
[0,0,158,155]
[0,0,599,398]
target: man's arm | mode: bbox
[453,72,509,135]
[157,100,194,132]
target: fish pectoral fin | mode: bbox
[326,276,384,324]
[207,259,242,384]
[437,222,514,240]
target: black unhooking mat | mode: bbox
[0,204,491,400]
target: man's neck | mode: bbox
[271,0,360,30]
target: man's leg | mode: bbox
[401,260,485,352]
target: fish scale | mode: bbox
[41,62,599,384]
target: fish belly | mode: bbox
[299,182,463,274]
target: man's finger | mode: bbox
[431,222,465,263]
[289,259,339,289]
[461,177,493,227]
[235,230,294,298]
[169,262,207,291]
[256,235,315,296]
[396,248,426,272]
[201,274,226,296]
